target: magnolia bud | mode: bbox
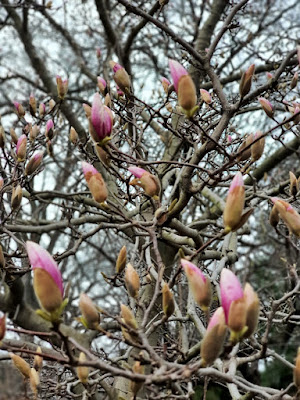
[271,198,300,236]
[45,120,54,140]
[95,144,110,166]
[82,162,108,203]
[289,171,299,197]
[130,361,144,397]
[223,172,245,232]
[294,347,300,388]
[120,304,138,330]
[48,99,56,111]
[11,185,22,210]
[97,77,107,95]
[25,151,43,176]
[16,134,27,162]
[14,102,25,118]
[77,352,89,384]
[110,61,131,93]
[237,133,254,161]
[228,297,247,334]
[79,293,100,329]
[125,263,140,298]
[69,127,78,144]
[116,246,127,274]
[47,140,53,157]
[56,75,68,100]
[162,283,175,319]
[30,125,40,142]
[39,103,46,117]
[243,283,259,338]
[200,89,212,104]
[33,346,43,371]
[10,128,18,144]
[239,64,255,97]
[259,97,273,118]
[10,353,31,379]
[30,367,40,395]
[34,268,63,312]
[177,75,198,117]
[200,307,227,366]
[83,103,91,118]
[161,77,171,94]
[251,131,265,161]
[29,94,37,115]
[0,178,3,191]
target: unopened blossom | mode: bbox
[115,246,127,274]
[181,259,211,310]
[271,198,300,236]
[289,171,299,197]
[77,352,89,384]
[82,161,108,203]
[125,263,140,298]
[96,47,101,58]
[109,61,131,93]
[79,293,100,330]
[200,89,212,104]
[259,97,273,118]
[239,64,255,97]
[161,77,171,94]
[69,127,78,144]
[10,354,31,379]
[16,134,27,162]
[220,269,247,341]
[45,119,54,140]
[25,151,43,176]
[243,283,259,338]
[89,93,113,143]
[97,77,107,95]
[130,361,145,397]
[39,103,46,117]
[237,133,254,161]
[162,283,175,319]
[223,172,245,232]
[13,102,25,118]
[128,166,160,199]
[26,241,64,314]
[200,307,227,366]
[11,185,22,210]
[29,94,37,115]
[251,131,265,161]
[169,59,198,117]
[291,72,298,90]
[56,75,68,100]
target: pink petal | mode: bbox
[33,151,43,162]
[168,59,188,92]
[161,77,171,86]
[46,120,54,131]
[97,77,107,88]
[229,172,244,194]
[220,269,244,323]
[82,161,98,176]
[128,166,147,178]
[26,241,64,296]
[113,63,123,73]
[16,134,26,153]
[181,259,206,283]
[91,93,112,140]
[207,307,225,332]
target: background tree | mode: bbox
[0,0,299,399]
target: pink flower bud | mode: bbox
[161,77,171,94]
[200,307,227,366]
[16,134,27,161]
[223,172,245,232]
[200,89,212,104]
[97,77,107,95]
[266,72,273,80]
[13,102,25,118]
[116,85,124,96]
[227,135,232,143]
[29,94,37,115]
[39,103,46,117]
[0,177,3,190]
[96,47,101,58]
[259,97,273,118]
[220,269,244,325]
[82,161,108,203]
[109,61,131,93]
[90,93,113,143]
[271,198,300,236]
[26,241,64,313]
[128,167,160,198]
[181,259,211,310]
[239,64,255,97]
[251,131,265,161]
[243,283,259,338]
[162,283,175,319]
[291,72,298,90]
[168,59,188,92]
[56,75,68,100]
[25,151,43,176]
[169,59,197,117]
[45,119,54,140]
[128,166,147,178]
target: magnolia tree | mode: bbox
[0,0,300,399]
